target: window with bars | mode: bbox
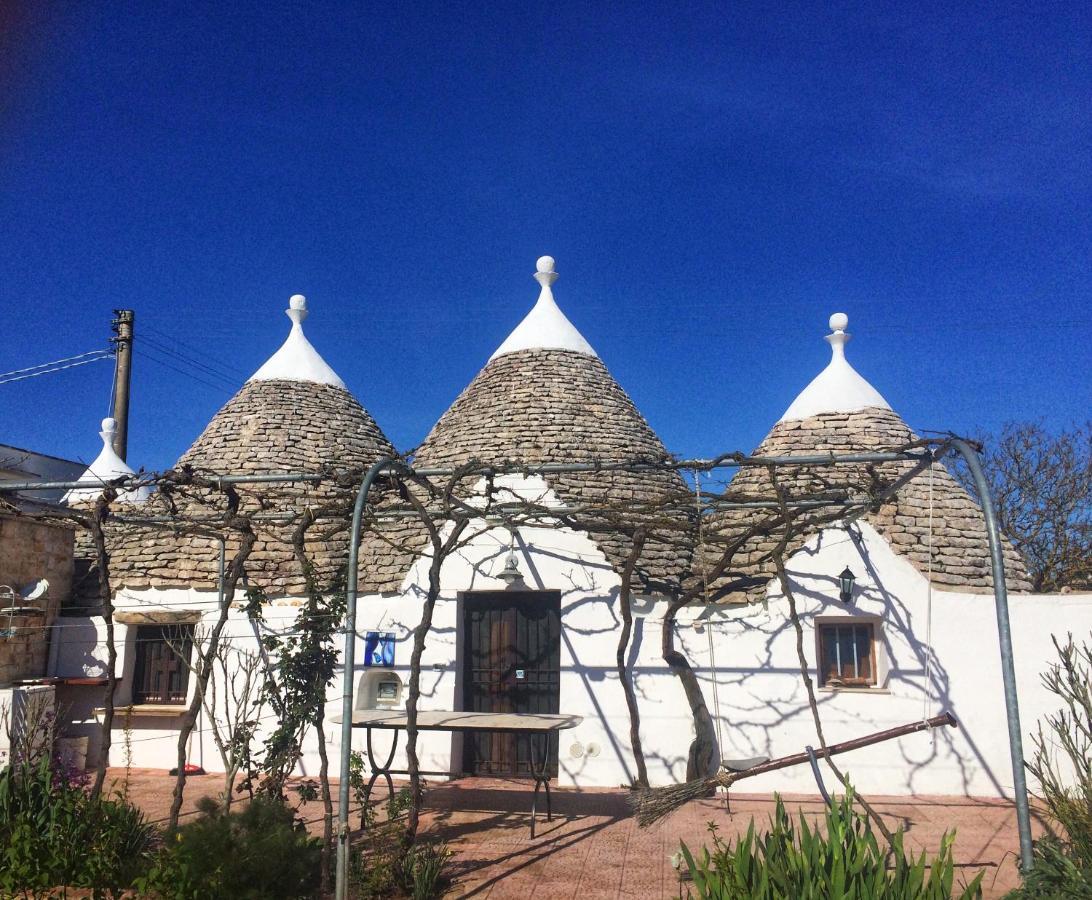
[132,625,193,704]
[818,621,877,688]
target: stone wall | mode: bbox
[0,515,73,685]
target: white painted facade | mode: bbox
[51,478,1092,798]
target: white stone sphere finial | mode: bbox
[824,312,851,358]
[286,293,309,325]
[100,417,117,437]
[533,255,559,289]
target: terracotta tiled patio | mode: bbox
[113,769,1037,898]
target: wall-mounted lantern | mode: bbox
[838,567,856,604]
[496,528,525,589]
[497,550,523,585]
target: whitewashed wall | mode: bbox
[677,522,1092,797]
[50,479,1092,798]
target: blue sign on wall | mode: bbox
[364,632,395,667]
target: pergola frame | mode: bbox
[0,439,1034,895]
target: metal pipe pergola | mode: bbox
[0,438,1033,890]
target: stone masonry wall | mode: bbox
[0,515,73,685]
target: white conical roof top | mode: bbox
[778,313,891,422]
[248,294,347,388]
[489,257,597,360]
[64,418,150,505]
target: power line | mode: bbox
[0,350,114,385]
[140,332,245,388]
[142,322,249,380]
[134,347,236,395]
[136,338,239,390]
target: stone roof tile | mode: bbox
[76,380,393,602]
[705,407,1031,601]
[359,347,692,594]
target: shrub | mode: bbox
[349,786,452,899]
[680,789,982,899]
[0,754,158,897]
[1006,633,1092,897]
[136,795,322,899]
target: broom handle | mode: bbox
[724,712,958,784]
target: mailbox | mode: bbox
[357,670,403,709]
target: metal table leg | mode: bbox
[364,726,399,812]
[528,730,552,838]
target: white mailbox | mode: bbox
[357,670,402,709]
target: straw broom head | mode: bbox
[630,773,727,827]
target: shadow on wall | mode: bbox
[662,528,1008,798]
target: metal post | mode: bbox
[950,440,1034,870]
[110,309,135,460]
[335,456,406,900]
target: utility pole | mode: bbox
[110,309,134,461]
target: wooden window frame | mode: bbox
[816,619,879,689]
[131,624,193,705]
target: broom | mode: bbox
[631,711,957,826]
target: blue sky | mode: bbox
[2,2,1089,474]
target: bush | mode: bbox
[349,786,452,900]
[680,789,982,899]
[0,754,158,897]
[1006,633,1092,897]
[137,795,322,899]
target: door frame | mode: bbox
[458,589,562,777]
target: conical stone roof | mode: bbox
[706,315,1031,600]
[359,258,691,595]
[87,296,394,599]
[65,418,151,506]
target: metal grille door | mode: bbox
[462,591,561,776]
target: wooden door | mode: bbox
[462,591,561,776]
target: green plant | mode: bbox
[1006,632,1092,897]
[0,754,158,898]
[245,566,347,891]
[136,795,322,899]
[348,786,451,899]
[349,750,370,828]
[400,841,453,900]
[680,789,982,899]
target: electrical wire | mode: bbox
[135,343,237,390]
[107,348,119,418]
[0,350,114,385]
[139,332,244,388]
[141,322,248,380]
[134,348,235,394]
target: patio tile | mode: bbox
[109,768,1031,899]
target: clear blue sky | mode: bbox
[2,2,1089,474]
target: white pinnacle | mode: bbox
[489,256,598,360]
[248,294,347,388]
[778,313,891,422]
[64,418,150,505]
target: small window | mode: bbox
[818,621,876,688]
[132,625,193,705]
